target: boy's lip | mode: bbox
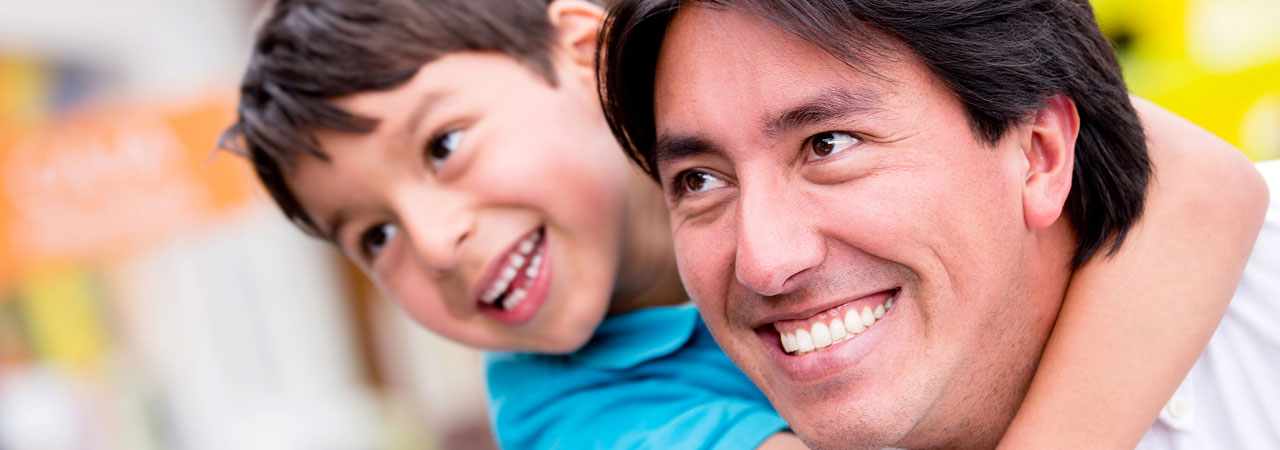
[471,227,552,325]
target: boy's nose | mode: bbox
[394,189,473,272]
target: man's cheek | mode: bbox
[672,231,730,307]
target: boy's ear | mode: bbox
[547,0,606,69]
[1022,94,1079,230]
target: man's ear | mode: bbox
[548,0,606,70]
[1022,94,1079,230]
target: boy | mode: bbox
[221,0,1266,448]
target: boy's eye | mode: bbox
[805,131,861,161]
[359,223,398,260]
[674,170,728,195]
[427,129,464,171]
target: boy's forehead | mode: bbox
[327,66,450,132]
[326,51,562,133]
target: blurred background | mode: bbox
[0,0,1276,449]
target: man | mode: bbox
[596,0,1279,448]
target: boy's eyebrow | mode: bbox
[320,90,452,246]
[401,91,449,139]
[323,210,347,245]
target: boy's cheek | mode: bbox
[377,256,439,315]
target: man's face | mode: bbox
[652,7,1067,448]
[286,52,658,354]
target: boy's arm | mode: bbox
[998,97,1269,448]
[758,432,809,449]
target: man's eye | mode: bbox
[427,130,464,170]
[675,170,728,195]
[806,131,861,161]
[359,223,398,260]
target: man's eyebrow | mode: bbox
[762,87,882,138]
[652,87,880,172]
[653,134,726,173]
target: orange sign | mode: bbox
[0,94,259,286]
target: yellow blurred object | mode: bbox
[1241,93,1280,162]
[1094,0,1280,161]
[16,266,108,373]
[1187,0,1280,74]
[0,57,50,127]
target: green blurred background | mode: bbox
[0,1,1276,449]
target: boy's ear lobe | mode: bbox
[1022,94,1079,230]
[547,0,606,68]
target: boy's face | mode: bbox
[285,52,651,353]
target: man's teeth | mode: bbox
[481,230,544,308]
[777,296,894,355]
[830,318,847,341]
[795,329,815,353]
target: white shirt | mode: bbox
[1137,159,1280,449]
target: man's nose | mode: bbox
[733,176,825,296]
[393,188,473,272]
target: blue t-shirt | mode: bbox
[485,303,788,449]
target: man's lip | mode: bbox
[749,288,899,328]
[755,294,898,383]
[471,227,543,306]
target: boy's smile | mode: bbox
[284,51,676,353]
[474,226,551,324]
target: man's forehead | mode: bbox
[655,6,830,91]
[652,6,913,153]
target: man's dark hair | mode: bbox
[598,0,1150,267]
[221,0,575,236]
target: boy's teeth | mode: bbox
[485,229,546,310]
[776,295,895,356]
[525,254,542,278]
[506,288,527,310]
[482,286,500,304]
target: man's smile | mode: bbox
[747,288,901,383]
[772,290,897,356]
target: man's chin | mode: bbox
[770,385,914,450]
[736,320,928,448]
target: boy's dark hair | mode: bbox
[598,0,1150,268]
[221,0,580,236]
